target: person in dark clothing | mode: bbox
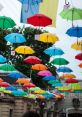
[22,111,41,117]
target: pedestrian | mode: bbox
[22,111,41,117]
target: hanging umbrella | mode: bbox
[34,89,46,94]
[4,33,26,43]
[0,78,4,83]
[29,87,41,91]
[23,83,36,88]
[0,64,16,71]
[59,74,76,79]
[42,92,54,99]
[50,58,69,65]
[0,87,5,92]
[52,83,63,87]
[39,33,59,43]
[57,86,72,93]
[36,94,45,99]
[15,46,35,54]
[42,76,57,81]
[23,56,41,64]
[0,16,16,28]
[6,86,17,91]
[37,70,52,76]
[18,0,42,4]
[67,83,81,90]
[48,80,60,84]
[16,78,30,84]
[78,63,82,68]
[27,94,37,99]
[44,46,64,56]
[57,66,73,73]
[0,55,7,63]
[27,14,52,27]
[7,71,25,79]
[32,64,48,70]
[65,78,78,83]
[0,82,10,87]
[71,41,82,50]
[75,53,82,60]
[12,89,27,96]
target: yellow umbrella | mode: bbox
[59,74,76,79]
[71,41,82,50]
[34,89,46,94]
[15,46,35,54]
[39,33,59,43]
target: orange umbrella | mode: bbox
[78,63,82,68]
[16,78,30,84]
[59,74,76,79]
[23,83,36,88]
[32,64,48,70]
[35,94,45,99]
[0,78,3,83]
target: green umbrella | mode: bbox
[29,87,41,91]
[48,80,60,84]
[50,58,69,65]
[0,64,16,71]
[0,16,16,29]
[0,87,5,92]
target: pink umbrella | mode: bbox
[37,70,52,76]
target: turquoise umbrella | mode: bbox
[12,89,27,96]
[0,55,7,63]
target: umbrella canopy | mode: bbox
[37,70,52,76]
[71,41,82,50]
[0,87,5,92]
[27,14,52,27]
[0,82,10,87]
[60,8,82,20]
[50,58,69,65]
[7,71,25,79]
[42,92,54,99]
[23,83,36,88]
[78,63,82,68]
[67,83,81,90]
[15,46,35,54]
[18,0,42,4]
[52,83,63,87]
[57,67,73,73]
[29,87,41,91]
[57,86,71,92]
[75,53,82,60]
[16,78,30,84]
[65,78,78,83]
[6,86,17,91]
[4,33,26,43]
[0,64,16,71]
[39,33,59,43]
[48,80,60,84]
[0,16,16,28]
[27,94,37,99]
[23,56,41,64]
[32,64,48,70]
[0,55,7,63]
[12,89,27,96]
[59,74,76,79]
[43,76,57,81]
[34,89,46,94]
[44,47,64,56]
[0,78,4,83]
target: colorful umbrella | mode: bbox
[75,53,82,60]
[23,56,41,64]
[57,67,73,73]
[67,83,81,90]
[7,71,25,79]
[43,76,57,81]
[12,89,27,96]
[0,55,7,63]
[27,94,37,99]
[44,47,64,56]
[29,87,41,91]
[27,14,52,27]
[34,89,46,94]
[23,83,36,88]
[48,80,60,84]
[15,46,35,54]
[42,92,54,99]
[0,16,16,28]
[18,0,42,4]
[52,83,63,87]
[50,58,69,65]
[59,74,76,79]
[57,86,72,92]
[37,70,52,76]
[39,33,59,43]
[0,64,16,71]
[78,63,82,68]
[0,87,5,92]
[32,64,48,70]
[16,78,30,84]
[0,82,10,87]
[65,78,78,83]
[6,86,17,91]
[4,33,26,43]
[0,78,4,83]
[71,41,82,50]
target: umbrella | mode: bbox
[65,78,78,83]
[23,56,41,64]
[27,14,52,27]
[29,87,41,91]
[78,63,82,68]
[75,53,82,60]
[0,55,7,63]
[55,94,64,99]
[32,64,48,70]
[71,41,82,50]
[0,16,16,28]
[23,83,36,88]
[27,94,37,99]
[34,89,46,94]
[39,33,59,43]
[0,87,5,92]
[42,76,57,81]
[0,64,16,71]
[44,47,64,56]
[0,78,4,83]
[12,89,27,96]
[16,78,30,84]
[15,46,35,54]
[7,71,25,79]
[18,0,42,4]
[0,82,10,87]
[59,74,76,79]
[37,70,52,76]
[57,86,71,93]
[48,80,60,84]
[52,83,63,87]
[4,33,26,43]
[50,58,69,65]
[42,92,54,99]
[6,86,17,91]
[57,67,73,73]
[67,83,81,90]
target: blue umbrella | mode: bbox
[12,89,27,96]
[4,33,26,43]
[42,92,54,99]
[6,86,17,91]
[52,83,63,87]
[7,71,25,79]
[0,55,7,63]
[57,67,73,73]
[43,76,57,81]
[18,0,42,4]
[44,47,64,56]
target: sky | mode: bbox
[0,0,82,79]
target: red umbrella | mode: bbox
[75,53,82,60]
[0,82,10,87]
[23,56,41,64]
[65,78,78,83]
[27,14,52,27]
[23,83,36,88]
